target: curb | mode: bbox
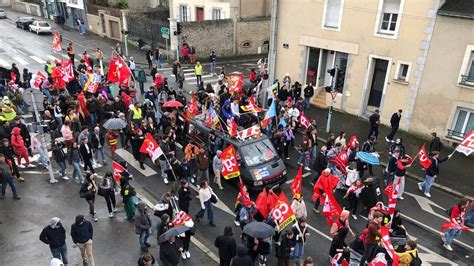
[315,136,473,200]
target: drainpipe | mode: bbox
[263,0,278,105]
[121,9,129,57]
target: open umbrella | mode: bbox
[356,151,380,165]
[158,226,190,244]
[103,118,127,130]
[243,222,275,238]
[162,100,184,108]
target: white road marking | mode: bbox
[189,183,235,216]
[285,178,293,184]
[157,67,173,71]
[115,148,157,177]
[47,55,60,61]
[0,58,9,67]
[15,49,27,56]
[182,68,194,73]
[303,172,311,177]
[13,56,29,65]
[30,55,46,64]
[240,63,257,66]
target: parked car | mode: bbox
[15,16,35,30]
[185,114,287,191]
[29,21,52,34]
[0,9,6,19]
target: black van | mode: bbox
[185,116,287,190]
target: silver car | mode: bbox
[0,9,6,19]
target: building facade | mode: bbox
[411,0,474,141]
[274,0,441,133]
[170,0,230,22]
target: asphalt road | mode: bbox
[0,14,472,266]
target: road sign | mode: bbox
[161,27,169,35]
[23,88,44,107]
[162,33,169,39]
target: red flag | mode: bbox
[241,95,264,113]
[290,166,303,197]
[52,32,62,52]
[348,135,359,148]
[227,74,243,94]
[329,150,349,175]
[186,93,199,117]
[140,133,163,161]
[256,189,269,218]
[417,144,432,169]
[82,53,92,72]
[299,113,310,128]
[384,182,393,199]
[227,117,238,138]
[380,226,399,265]
[220,145,240,180]
[33,71,46,88]
[322,192,342,224]
[455,130,474,156]
[77,91,89,117]
[172,211,192,227]
[112,161,125,181]
[107,52,131,85]
[239,179,254,206]
[271,192,296,231]
[10,71,16,83]
[61,59,74,82]
[440,221,471,232]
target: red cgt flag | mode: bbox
[227,74,243,94]
[173,211,192,227]
[107,52,131,85]
[455,130,474,156]
[290,166,303,197]
[384,182,393,199]
[140,133,163,162]
[380,226,399,265]
[322,191,342,225]
[440,221,471,232]
[112,161,125,181]
[220,145,240,180]
[33,71,46,88]
[417,144,432,169]
[299,113,311,128]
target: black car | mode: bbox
[15,16,35,30]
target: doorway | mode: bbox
[367,59,388,108]
[196,7,204,21]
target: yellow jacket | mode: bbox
[195,65,202,75]
[395,248,418,266]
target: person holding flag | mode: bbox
[417,151,451,198]
[394,154,413,200]
[312,168,339,214]
[360,211,383,265]
[441,198,470,251]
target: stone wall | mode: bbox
[181,19,234,57]
[127,10,172,48]
[11,1,41,16]
[0,0,10,7]
[236,17,270,55]
[181,17,270,58]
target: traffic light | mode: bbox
[335,68,345,90]
[174,22,183,36]
[327,68,336,77]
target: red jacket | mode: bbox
[11,127,26,151]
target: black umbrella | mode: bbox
[158,226,190,244]
[103,118,127,130]
[243,222,275,238]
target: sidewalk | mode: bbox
[304,105,473,197]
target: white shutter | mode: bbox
[325,0,342,28]
[207,7,213,20]
[221,10,225,19]
[175,5,180,21]
[383,0,400,14]
[187,5,191,21]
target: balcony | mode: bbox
[459,75,474,87]
[447,129,468,140]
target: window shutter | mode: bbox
[187,5,191,21]
[383,0,400,14]
[221,10,225,19]
[175,6,180,21]
[325,0,342,28]
[207,8,213,20]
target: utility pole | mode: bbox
[121,10,129,57]
[326,68,338,133]
[262,0,278,107]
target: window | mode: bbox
[379,0,400,34]
[196,7,204,21]
[460,51,474,86]
[394,61,411,82]
[179,5,188,22]
[451,108,474,138]
[212,8,222,20]
[323,0,343,29]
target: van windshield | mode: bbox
[240,138,277,167]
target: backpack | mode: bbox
[409,251,422,266]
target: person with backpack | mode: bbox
[98,172,116,218]
[135,201,152,252]
[395,240,421,266]
[418,151,451,198]
[442,198,470,251]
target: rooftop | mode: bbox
[437,0,474,19]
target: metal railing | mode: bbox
[460,75,474,86]
[447,129,468,139]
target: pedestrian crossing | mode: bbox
[0,52,79,71]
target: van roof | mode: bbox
[188,113,268,146]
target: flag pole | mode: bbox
[111,48,137,85]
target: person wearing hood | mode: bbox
[11,127,33,168]
[40,217,68,264]
[178,180,192,213]
[135,201,152,252]
[1,97,17,122]
[215,226,237,266]
[291,194,307,219]
[159,235,183,266]
[30,133,49,168]
[137,67,147,94]
[120,175,137,220]
[70,215,95,266]
[213,150,224,190]
[231,244,253,266]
